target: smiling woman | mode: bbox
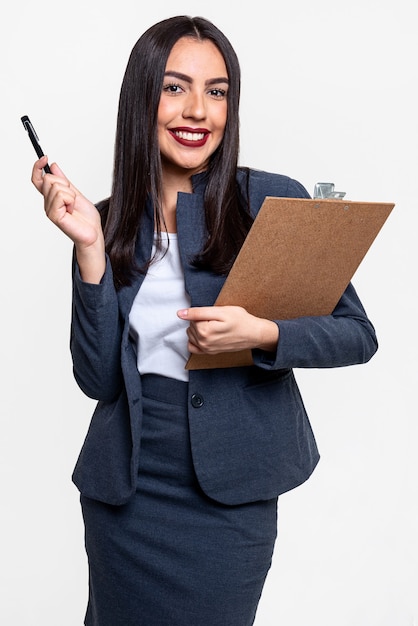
[29,14,378,626]
[157,38,230,229]
[158,38,229,177]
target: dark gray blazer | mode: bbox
[71,168,378,506]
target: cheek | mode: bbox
[157,97,179,125]
[213,103,228,132]
[157,104,166,128]
[157,103,172,146]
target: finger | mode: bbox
[45,186,77,220]
[49,161,68,180]
[31,158,69,193]
[49,162,82,195]
[177,306,225,322]
[31,156,49,193]
[185,325,207,353]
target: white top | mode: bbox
[128,233,191,382]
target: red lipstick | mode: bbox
[169,127,210,148]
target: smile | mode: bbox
[170,129,210,147]
[175,130,205,141]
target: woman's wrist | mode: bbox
[75,241,106,284]
[255,319,279,352]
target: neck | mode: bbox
[159,168,194,233]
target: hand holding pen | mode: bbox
[23,116,106,284]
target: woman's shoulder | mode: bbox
[237,167,310,201]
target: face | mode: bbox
[157,37,229,176]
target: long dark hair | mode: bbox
[102,15,252,289]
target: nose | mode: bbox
[182,91,206,120]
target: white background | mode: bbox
[1,1,417,624]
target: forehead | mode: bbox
[165,37,228,78]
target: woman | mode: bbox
[31,15,378,626]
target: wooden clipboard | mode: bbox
[186,196,394,370]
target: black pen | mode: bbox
[21,115,52,174]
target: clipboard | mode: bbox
[186,196,394,370]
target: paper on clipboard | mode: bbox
[186,196,394,370]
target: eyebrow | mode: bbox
[164,71,229,86]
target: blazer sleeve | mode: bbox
[70,254,123,401]
[252,282,378,370]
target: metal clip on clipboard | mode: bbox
[313,182,346,199]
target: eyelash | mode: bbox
[162,83,183,94]
[210,88,227,98]
[162,83,227,98]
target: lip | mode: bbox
[169,127,210,148]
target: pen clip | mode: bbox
[21,116,39,142]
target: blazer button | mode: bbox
[191,393,204,408]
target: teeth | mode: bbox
[175,131,205,141]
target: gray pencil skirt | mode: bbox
[81,374,278,626]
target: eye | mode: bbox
[208,88,227,99]
[162,82,184,95]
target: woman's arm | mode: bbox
[31,157,123,399]
[177,305,279,354]
[31,157,106,282]
[70,255,124,401]
[253,282,378,370]
[177,281,377,370]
